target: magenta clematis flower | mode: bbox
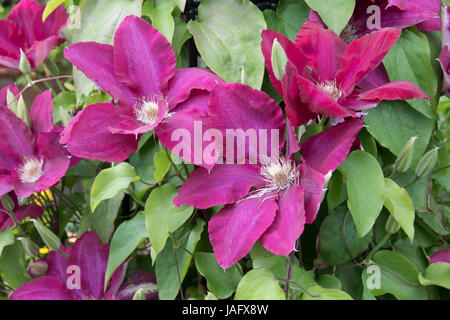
[61,15,223,168]
[309,0,441,43]
[0,89,71,198]
[0,192,42,230]
[9,231,157,300]
[261,22,429,126]
[430,248,450,264]
[439,6,450,98]
[173,82,363,269]
[0,0,68,71]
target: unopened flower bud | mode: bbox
[16,95,31,126]
[1,194,15,213]
[385,215,401,234]
[240,66,249,86]
[132,289,147,300]
[32,219,61,252]
[383,164,395,178]
[395,136,417,173]
[6,89,18,113]
[415,147,439,178]
[271,38,288,81]
[19,49,31,75]
[18,237,40,258]
[28,259,48,276]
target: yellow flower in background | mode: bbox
[39,246,50,255]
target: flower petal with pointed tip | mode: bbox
[30,90,53,136]
[9,276,74,300]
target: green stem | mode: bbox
[365,233,391,264]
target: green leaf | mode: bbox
[43,0,67,22]
[419,262,450,290]
[187,0,266,89]
[275,0,310,41]
[71,0,142,100]
[339,151,386,237]
[194,252,242,299]
[89,191,124,244]
[235,268,285,300]
[104,211,147,290]
[90,162,139,212]
[383,29,438,119]
[0,227,14,258]
[318,274,342,290]
[362,250,427,300]
[142,0,176,43]
[366,101,435,170]
[0,241,31,289]
[301,286,353,300]
[304,0,355,35]
[145,184,193,257]
[383,179,415,242]
[173,0,186,11]
[318,206,372,265]
[153,148,171,181]
[155,219,205,300]
[52,91,76,125]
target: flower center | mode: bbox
[318,80,344,101]
[18,157,43,184]
[133,96,167,125]
[340,23,360,44]
[260,157,298,191]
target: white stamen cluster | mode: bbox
[18,157,43,184]
[246,157,299,200]
[134,96,168,125]
[318,80,345,101]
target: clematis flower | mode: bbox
[309,0,441,44]
[0,90,71,198]
[439,6,450,98]
[0,192,42,230]
[173,82,364,269]
[261,22,429,126]
[9,231,158,300]
[0,0,68,71]
[430,248,450,264]
[61,15,223,168]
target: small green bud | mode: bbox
[240,66,249,86]
[19,49,31,75]
[385,215,401,234]
[271,38,288,82]
[415,147,439,178]
[29,260,48,276]
[16,95,31,126]
[18,237,40,258]
[1,194,15,212]
[383,164,396,178]
[205,292,218,300]
[132,289,147,300]
[6,89,18,113]
[32,219,61,252]
[395,136,417,173]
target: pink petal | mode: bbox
[64,43,135,105]
[173,164,264,209]
[357,64,390,90]
[0,20,23,59]
[298,164,325,224]
[295,22,346,83]
[285,119,300,158]
[113,15,176,98]
[30,90,53,136]
[155,97,217,170]
[430,249,450,264]
[357,81,429,103]
[25,35,65,69]
[46,248,70,283]
[261,30,308,96]
[68,231,109,299]
[209,196,278,269]
[7,0,42,47]
[439,47,450,97]
[0,175,13,196]
[0,107,35,159]
[116,270,158,300]
[282,63,316,126]
[301,118,364,175]
[32,3,68,41]
[207,83,285,164]
[297,75,355,118]
[336,28,402,95]
[167,68,223,110]
[9,276,74,300]
[60,103,139,163]
[259,185,306,256]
